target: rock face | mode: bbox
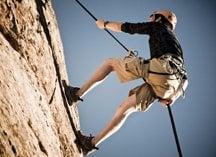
[0,0,82,156]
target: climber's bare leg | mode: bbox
[77,58,118,97]
[91,94,138,146]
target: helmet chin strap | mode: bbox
[155,16,162,22]
[149,14,162,23]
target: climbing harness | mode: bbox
[150,54,187,100]
[74,0,183,156]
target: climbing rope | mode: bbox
[74,0,183,156]
[167,105,183,157]
[74,0,129,52]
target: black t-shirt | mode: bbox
[121,22,184,59]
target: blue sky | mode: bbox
[53,0,216,156]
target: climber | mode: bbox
[65,10,188,156]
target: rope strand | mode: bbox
[74,0,129,52]
[167,105,183,157]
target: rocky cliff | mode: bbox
[0,0,82,156]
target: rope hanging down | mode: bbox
[167,105,183,157]
[74,0,183,156]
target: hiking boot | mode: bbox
[81,135,98,156]
[75,131,99,156]
[65,85,83,106]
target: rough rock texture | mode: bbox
[0,0,82,156]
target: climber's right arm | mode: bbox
[96,19,153,34]
[96,19,123,32]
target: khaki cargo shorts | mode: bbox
[112,54,181,111]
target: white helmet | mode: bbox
[149,10,177,30]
